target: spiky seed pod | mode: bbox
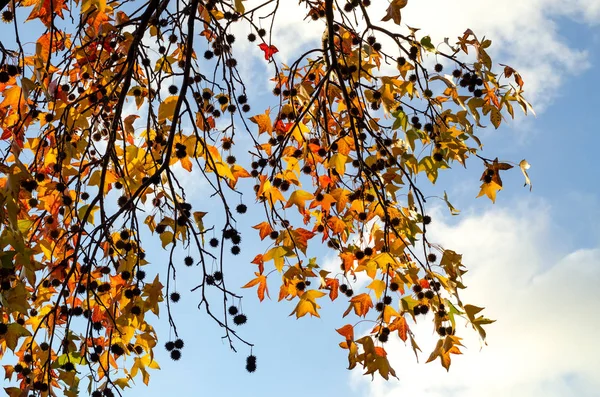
[233,314,247,325]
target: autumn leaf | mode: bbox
[324,277,339,300]
[258,43,279,60]
[389,316,409,342]
[3,323,32,351]
[242,273,269,301]
[263,246,290,272]
[158,96,178,122]
[477,180,502,202]
[249,110,273,134]
[290,289,326,318]
[343,293,374,318]
[366,279,386,300]
[381,0,407,25]
[336,324,354,341]
[464,304,495,341]
[285,190,314,213]
[519,159,532,190]
[252,221,274,240]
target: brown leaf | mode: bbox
[381,0,407,25]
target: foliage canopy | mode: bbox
[0,0,532,395]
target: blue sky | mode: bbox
[1,0,600,396]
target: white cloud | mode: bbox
[351,202,600,397]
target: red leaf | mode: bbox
[258,43,279,60]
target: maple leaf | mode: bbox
[388,316,409,342]
[366,279,386,300]
[324,277,339,301]
[283,228,315,255]
[464,304,495,341]
[381,0,407,25]
[252,221,274,240]
[285,190,314,213]
[143,275,164,316]
[242,273,269,301]
[336,324,354,341]
[476,180,502,203]
[290,289,326,318]
[258,43,279,60]
[263,246,290,272]
[249,110,273,134]
[27,0,69,26]
[343,293,374,318]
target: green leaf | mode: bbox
[420,36,436,52]
[4,323,32,351]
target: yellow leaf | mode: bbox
[113,378,131,390]
[285,190,314,213]
[366,279,386,300]
[143,275,163,316]
[290,122,308,143]
[290,289,326,318]
[476,181,502,203]
[3,323,32,351]
[263,246,289,272]
[328,153,347,175]
[158,96,178,122]
[159,231,174,248]
[234,0,245,13]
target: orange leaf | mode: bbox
[343,293,373,318]
[242,273,269,302]
[179,156,193,172]
[324,277,339,301]
[374,346,387,357]
[336,324,354,341]
[252,221,273,240]
[389,316,409,342]
[251,254,265,274]
[340,252,355,273]
[249,111,273,134]
[27,0,69,26]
